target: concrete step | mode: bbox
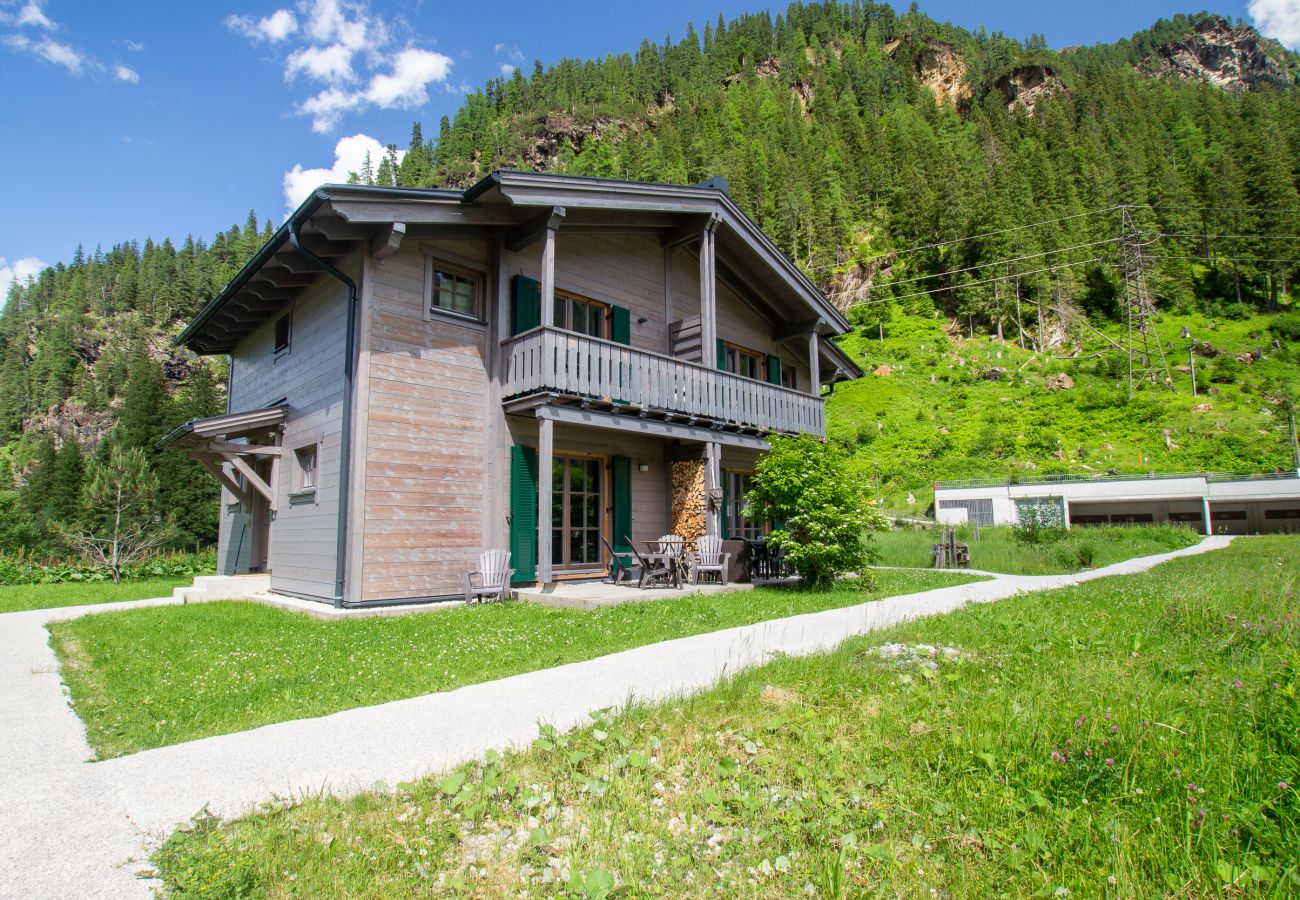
[173,574,271,603]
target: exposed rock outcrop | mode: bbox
[885,38,972,108]
[994,64,1065,113]
[1138,16,1296,93]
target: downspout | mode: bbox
[289,212,357,608]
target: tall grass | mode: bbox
[150,536,1299,898]
[873,523,1198,574]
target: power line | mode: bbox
[849,256,1107,306]
[865,237,1120,290]
[1157,234,1300,241]
[803,205,1125,274]
[1145,255,1300,265]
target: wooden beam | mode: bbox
[773,317,824,341]
[222,453,276,510]
[808,330,821,394]
[332,199,527,227]
[370,222,406,260]
[660,214,712,249]
[504,206,566,253]
[537,417,554,585]
[191,454,251,505]
[252,267,316,289]
[204,442,282,457]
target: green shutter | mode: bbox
[716,338,726,369]
[509,445,538,583]
[511,275,540,335]
[610,305,631,345]
[765,353,782,385]
[721,470,730,538]
[611,456,633,553]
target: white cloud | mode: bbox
[500,62,517,75]
[122,39,144,52]
[113,63,138,83]
[228,0,452,132]
[364,47,451,107]
[287,41,356,84]
[282,133,404,212]
[494,42,524,63]
[225,8,297,44]
[1250,0,1300,49]
[0,255,48,290]
[15,1,53,29]
[30,36,84,73]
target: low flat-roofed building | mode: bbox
[934,471,1300,535]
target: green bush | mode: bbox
[0,548,215,585]
[747,434,887,588]
[1269,312,1300,344]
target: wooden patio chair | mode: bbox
[689,534,731,586]
[599,533,638,584]
[626,537,676,589]
[657,533,687,583]
[463,549,514,603]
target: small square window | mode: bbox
[273,314,291,355]
[427,262,479,319]
[295,444,317,491]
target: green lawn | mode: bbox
[50,570,977,759]
[0,578,189,614]
[873,523,1200,574]
[150,536,1299,899]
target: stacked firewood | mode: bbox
[670,460,707,544]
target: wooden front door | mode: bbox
[247,458,272,573]
[551,455,604,572]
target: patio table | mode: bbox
[639,543,684,589]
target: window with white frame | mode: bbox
[294,444,318,492]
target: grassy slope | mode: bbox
[873,523,1199,574]
[829,310,1298,511]
[50,570,976,759]
[151,536,1299,899]
[0,578,189,614]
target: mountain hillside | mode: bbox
[1,2,1297,549]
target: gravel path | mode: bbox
[0,536,1233,898]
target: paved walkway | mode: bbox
[0,536,1233,898]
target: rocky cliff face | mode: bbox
[1139,16,1296,92]
[885,38,973,108]
[994,64,1065,113]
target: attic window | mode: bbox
[273,314,291,355]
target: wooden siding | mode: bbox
[503,327,824,435]
[358,242,490,600]
[504,230,814,388]
[215,254,356,600]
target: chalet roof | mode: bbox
[158,404,288,449]
[176,171,856,374]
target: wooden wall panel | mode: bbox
[216,253,357,601]
[359,242,490,601]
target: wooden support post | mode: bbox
[663,246,674,354]
[808,330,821,397]
[223,453,276,510]
[538,417,554,585]
[540,220,558,331]
[699,217,718,361]
[192,454,250,505]
[705,441,721,537]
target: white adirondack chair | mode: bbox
[690,534,731,586]
[658,534,686,584]
[464,549,514,603]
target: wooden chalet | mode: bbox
[168,171,862,607]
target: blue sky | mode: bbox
[1,0,1293,286]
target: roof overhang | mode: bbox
[176,171,855,357]
[159,404,287,449]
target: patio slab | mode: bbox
[515,578,758,610]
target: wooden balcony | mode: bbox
[502,326,824,437]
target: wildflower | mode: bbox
[1280,782,1290,790]
[1107,875,1117,885]
[1172,768,1181,777]
[1106,758,1115,767]
[1110,725,1118,733]
[1273,682,1280,690]
[1104,713,1111,721]
[1233,679,1243,689]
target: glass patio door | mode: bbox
[551,455,603,571]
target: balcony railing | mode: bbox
[503,326,824,437]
